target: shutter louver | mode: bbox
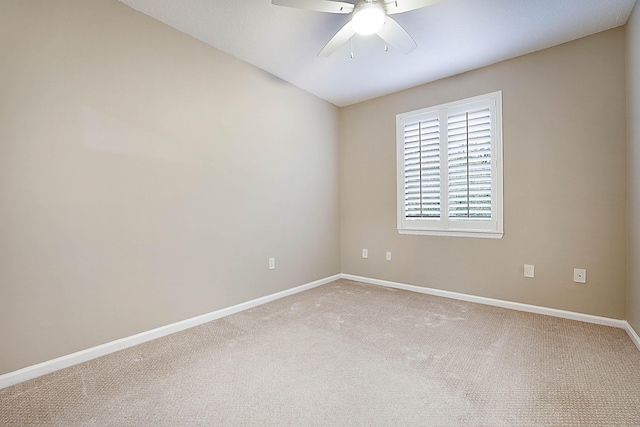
[447,107,492,220]
[404,117,440,218]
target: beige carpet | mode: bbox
[1,279,640,426]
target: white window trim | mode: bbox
[396,91,504,239]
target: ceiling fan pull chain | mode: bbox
[385,44,389,52]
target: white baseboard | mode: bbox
[340,274,627,329]
[2,273,637,390]
[0,274,341,390]
[624,321,640,351]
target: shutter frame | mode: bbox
[397,91,504,239]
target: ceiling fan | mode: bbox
[272,0,441,57]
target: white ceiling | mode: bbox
[118,0,637,107]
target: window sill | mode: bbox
[397,228,504,239]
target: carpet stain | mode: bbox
[322,312,344,330]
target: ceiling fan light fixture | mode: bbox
[352,3,385,35]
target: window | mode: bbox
[396,91,503,238]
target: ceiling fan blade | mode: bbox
[272,0,354,14]
[384,0,441,14]
[376,16,417,54]
[318,21,356,57]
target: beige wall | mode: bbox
[340,28,627,319]
[0,0,340,374]
[0,0,635,377]
[628,5,640,332]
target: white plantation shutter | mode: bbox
[403,115,440,218]
[447,107,492,220]
[397,91,503,238]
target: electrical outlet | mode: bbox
[362,249,368,259]
[524,264,534,278]
[386,251,392,261]
[269,258,275,270]
[574,268,586,283]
